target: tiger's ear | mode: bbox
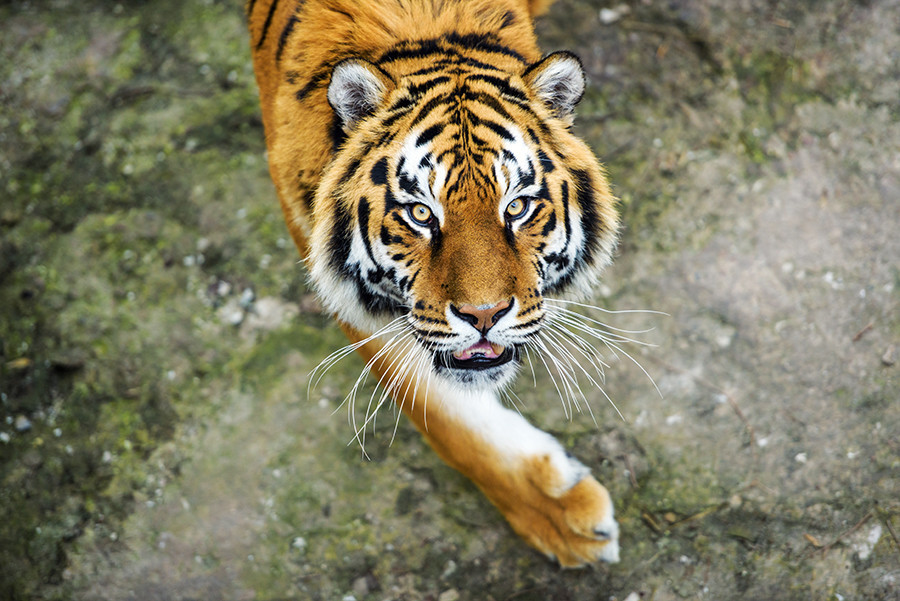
[327,59,394,131]
[523,51,586,122]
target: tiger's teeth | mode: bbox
[452,342,506,361]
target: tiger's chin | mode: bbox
[433,343,522,390]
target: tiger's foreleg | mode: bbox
[347,325,620,567]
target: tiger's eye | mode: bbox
[409,203,433,226]
[505,198,528,219]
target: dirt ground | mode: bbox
[1,1,898,600]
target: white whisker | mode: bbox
[533,335,584,418]
[355,333,418,448]
[308,315,408,395]
[546,306,657,346]
[525,339,571,419]
[520,297,664,423]
[545,297,668,317]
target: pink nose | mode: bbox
[451,300,512,334]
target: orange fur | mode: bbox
[248,0,620,566]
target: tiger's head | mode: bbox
[308,48,618,390]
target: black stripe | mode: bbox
[383,176,400,211]
[295,67,331,103]
[330,116,347,152]
[339,158,361,187]
[512,316,545,330]
[378,38,448,65]
[370,157,388,186]
[469,91,515,122]
[410,93,450,128]
[412,327,455,339]
[561,180,573,242]
[467,73,528,104]
[572,169,602,263]
[380,95,417,128]
[328,199,353,276]
[246,0,259,18]
[407,76,452,99]
[444,32,526,63]
[275,15,300,64]
[459,55,512,71]
[518,199,545,230]
[518,163,536,188]
[255,0,280,50]
[407,268,419,290]
[538,149,555,173]
[398,172,418,196]
[407,61,456,77]
[377,33,525,66]
[357,197,381,271]
[389,212,422,239]
[476,116,514,141]
[356,277,402,316]
[299,187,314,212]
[519,302,542,316]
[417,123,445,147]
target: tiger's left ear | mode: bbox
[523,51,586,123]
[328,58,395,132]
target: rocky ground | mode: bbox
[1,0,898,599]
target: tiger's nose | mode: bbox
[450,299,513,334]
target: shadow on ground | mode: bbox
[1,1,897,599]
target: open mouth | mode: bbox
[435,339,517,371]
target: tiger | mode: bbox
[247,0,621,566]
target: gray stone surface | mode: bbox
[1,1,897,599]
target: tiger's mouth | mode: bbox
[435,339,518,371]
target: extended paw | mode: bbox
[498,455,620,567]
[553,474,620,566]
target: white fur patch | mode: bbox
[493,127,542,227]
[396,130,447,228]
[429,379,586,490]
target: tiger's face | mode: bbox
[309,51,618,390]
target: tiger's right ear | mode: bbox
[327,59,394,132]
[523,51,586,124]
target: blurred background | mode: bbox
[1,1,898,599]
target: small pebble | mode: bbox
[441,559,458,579]
[351,576,369,597]
[438,589,460,601]
[882,345,895,366]
[239,287,255,308]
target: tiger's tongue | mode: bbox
[453,340,504,361]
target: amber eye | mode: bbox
[505,198,530,220]
[408,203,433,226]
